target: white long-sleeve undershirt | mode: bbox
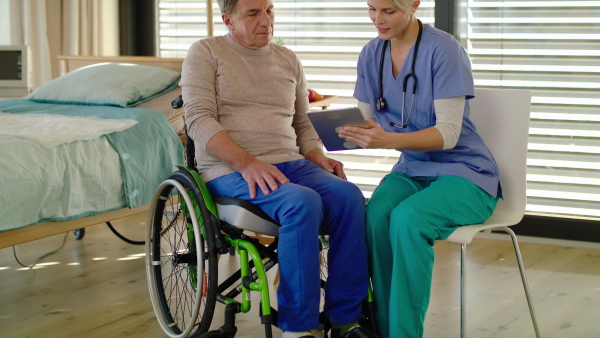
[358,95,465,150]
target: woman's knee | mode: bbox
[388,203,439,245]
[365,189,401,237]
[366,175,416,218]
[366,204,389,236]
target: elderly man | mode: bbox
[179,0,378,337]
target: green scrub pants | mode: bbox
[366,173,498,338]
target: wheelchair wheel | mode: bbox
[317,236,378,335]
[317,235,330,332]
[146,170,219,338]
[318,235,329,298]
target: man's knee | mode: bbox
[331,179,365,204]
[279,185,323,217]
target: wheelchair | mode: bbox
[145,96,377,338]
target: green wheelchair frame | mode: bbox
[145,104,377,338]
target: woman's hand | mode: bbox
[339,118,390,149]
[340,119,446,151]
[305,148,347,180]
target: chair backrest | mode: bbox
[469,88,531,226]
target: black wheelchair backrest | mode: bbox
[172,94,183,109]
[171,94,195,169]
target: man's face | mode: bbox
[223,0,275,49]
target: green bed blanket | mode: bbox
[0,99,184,232]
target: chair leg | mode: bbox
[498,227,542,338]
[460,243,467,338]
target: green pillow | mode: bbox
[28,62,181,107]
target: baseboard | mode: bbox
[477,232,600,250]
[510,214,600,243]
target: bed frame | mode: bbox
[58,55,184,76]
[0,56,185,249]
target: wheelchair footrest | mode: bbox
[200,301,240,338]
[198,327,237,338]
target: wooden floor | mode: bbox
[1,212,600,338]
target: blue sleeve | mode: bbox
[431,36,475,100]
[354,46,371,104]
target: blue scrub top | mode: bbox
[354,24,501,198]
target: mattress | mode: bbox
[0,99,184,233]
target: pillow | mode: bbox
[136,86,182,120]
[27,62,181,107]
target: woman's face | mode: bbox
[367,0,415,41]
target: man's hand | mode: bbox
[206,131,289,199]
[305,148,347,180]
[239,159,290,199]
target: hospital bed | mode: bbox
[0,56,187,249]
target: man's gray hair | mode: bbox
[218,0,239,14]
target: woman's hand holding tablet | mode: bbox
[306,107,368,151]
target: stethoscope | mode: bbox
[376,19,423,129]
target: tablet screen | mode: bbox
[306,107,367,151]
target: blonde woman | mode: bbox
[339,1,500,337]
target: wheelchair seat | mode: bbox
[215,197,280,237]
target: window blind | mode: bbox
[465,0,600,220]
[157,0,212,58]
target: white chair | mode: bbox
[444,88,541,338]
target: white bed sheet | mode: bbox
[0,112,138,148]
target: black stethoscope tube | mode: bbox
[376,19,423,129]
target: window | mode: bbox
[465,0,600,220]
[157,0,600,221]
[157,0,212,58]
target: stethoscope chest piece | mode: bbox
[376,97,387,112]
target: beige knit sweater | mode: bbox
[180,34,323,182]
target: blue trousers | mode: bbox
[206,159,369,332]
[366,173,498,338]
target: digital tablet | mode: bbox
[306,107,368,151]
